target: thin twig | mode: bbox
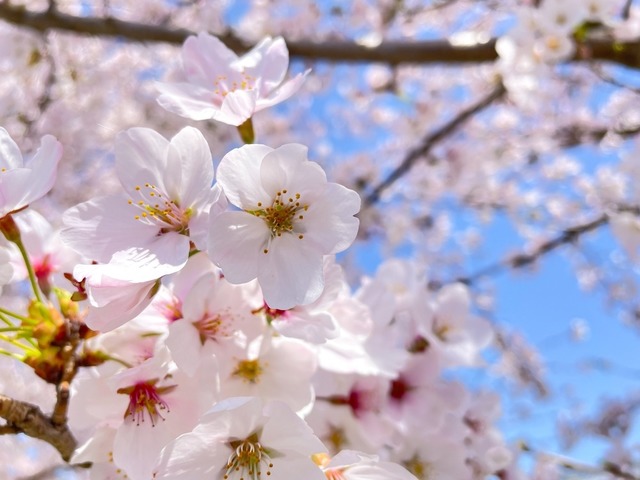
[363,82,506,208]
[521,442,640,480]
[457,205,640,285]
[622,0,634,20]
[457,215,608,285]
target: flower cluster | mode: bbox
[0,32,515,480]
[496,0,614,101]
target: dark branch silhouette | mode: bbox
[363,82,507,208]
[457,215,608,285]
[1,4,640,68]
[457,205,640,286]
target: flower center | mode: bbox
[252,301,289,323]
[313,453,347,480]
[194,310,234,343]
[127,183,192,234]
[232,359,263,384]
[117,379,176,427]
[33,254,54,280]
[403,455,432,479]
[214,72,256,99]
[250,189,308,254]
[160,297,183,322]
[389,376,412,403]
[546,35,562,52]
[224,433,274,480]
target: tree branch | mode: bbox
[363,81,506,208]
[521,442,640,480]
[1,4,640,68]
[0,394,76,462]
[457,214,608,285]
[51,320,80,428]
[457,205,640,285]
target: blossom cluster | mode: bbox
[497,0,614,101]
[0,32,516,480]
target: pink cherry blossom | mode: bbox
[157,33,308,126]
[0,127,62,218]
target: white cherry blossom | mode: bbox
[155,397,327,480]
[62,126,223,265]
[209,143,360,309]
[157,33,308,126]
[0,127,62,218]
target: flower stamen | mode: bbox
[117,380,176,427]
[232,359,263,384]
[248,191,308,249]
[224,433,274,480]
[127,184,192,234]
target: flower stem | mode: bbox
[0,214,43,302]
[237,117,255,144]
[0,334,39,355]
[0,306,29,323]
[15,236,43,303]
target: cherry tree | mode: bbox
[0,0,639,479]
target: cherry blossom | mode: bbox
[157,33,308,126]
[61,126,223,265]
[1,2,639,478]
[316,450,417,480]
[209,143,360,309]
[0,127,62,218]
[155,397,327,480]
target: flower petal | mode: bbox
[165,126,214,207]
[209,211,268,284]
[115,127,171,198]
[258,234,324,309]
[156,81,220,120]
[0,127,23,169]
[216,144,273,208]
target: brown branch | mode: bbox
[556,123,640,147]
[458,204,640,285]
[363,81,506,208]
[0,394,76,462]
[51,320,80,427]
[622,0,634,20]
[521,443,640,480]
[2,4,640,68]
[495,330,548,398]
[457,214,608,285]
[0,424,20,434]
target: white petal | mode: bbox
[217,144,272,208]
[216,89,257,126]
[166,320,203,376]
[156,81,220,120]
[209,211,268,284]
[115,127,171,198]
[261,400,326,455]
[0,127,23,169]
[61,195,158,262]
[20,134,62,205]
[302,182,361,254]
[182,33,238,85]
[258,234,324,309]
[166,127,214,208]
[257,70,310,111]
